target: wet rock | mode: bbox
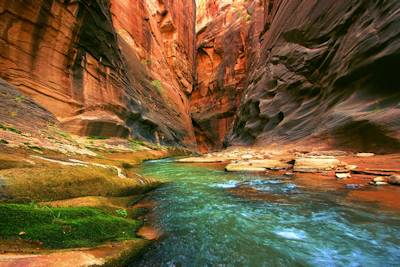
[306,151,348,157]
[284,172,294,177]
[294,156,341,173]
[0,240,151,267]
[388,175,400,185]
[336,173,351,179]
[373,177,386,182]
[225,159,290,172]
[176,157,227,163]
[369,179,388,186]
[345,184,363,190]
[225,164,266,172]
[356,153,375,157]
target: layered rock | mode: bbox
[191,0,264,152]
[0,0,196,147]
[228,0,400,153]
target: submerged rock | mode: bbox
[345,184,363,190]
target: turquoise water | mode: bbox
[134,159,400,267]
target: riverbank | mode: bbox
[0,123,189,266]
[177,146,400,212]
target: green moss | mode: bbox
[0,165,150,202]
[129,139,147,151]
[88,135,109,140]
[23,143,43,151]
[14,95,26,103]
[0,139,8,145]
[0,124,22,134]
[115,208,128,218]
[0,204,141,249]
[151,79,164,94]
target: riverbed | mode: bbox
[134,159,400,266]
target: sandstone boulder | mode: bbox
[225,159,290,172]
[294,157,341,173]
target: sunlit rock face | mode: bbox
[0,0,196,147]
[192,0,264,152]
[227,0,400,153]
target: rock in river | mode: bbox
[294,156,341,173]
[225,159,290,172]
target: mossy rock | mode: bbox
[0,166,156,202]
[0,154,33,170]
[0,204,142,249]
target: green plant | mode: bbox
[0,139,8,145]
[0,124,22,134]
[23,142,43,151]
[151,79,164,93]
[88,135,109,140]
[14,95,25,103]
[0,204,141,248]
[115,208,128,218]
[129,139,148,151]
[141,59,152,66]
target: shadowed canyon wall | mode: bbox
[195,0,400,153]
[192,0,264,152]
[0,0,196,147]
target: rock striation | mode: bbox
[0,0,196,147]
[228,0,400,153]
[191,0,264,152]
[193,0,400,153]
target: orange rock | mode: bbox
[0,0,196,147]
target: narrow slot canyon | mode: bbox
[0,1,399,266]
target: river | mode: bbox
[133,159,400,266]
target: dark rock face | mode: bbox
[0,0,196,147]
[228,0,400,153]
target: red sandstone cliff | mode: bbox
[192,0,264,152]
[194,0,400,153]
[0,0,196,147]
[228,0,400,153]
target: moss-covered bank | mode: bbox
[0,204,142,249]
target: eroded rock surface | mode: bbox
[0,0,196,147]
[191,0,264,152]
[228,0,400,153]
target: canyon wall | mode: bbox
[192,0,264,152]
[195,0,400,153]
[0,0,196,147]
[229,0,400,153]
